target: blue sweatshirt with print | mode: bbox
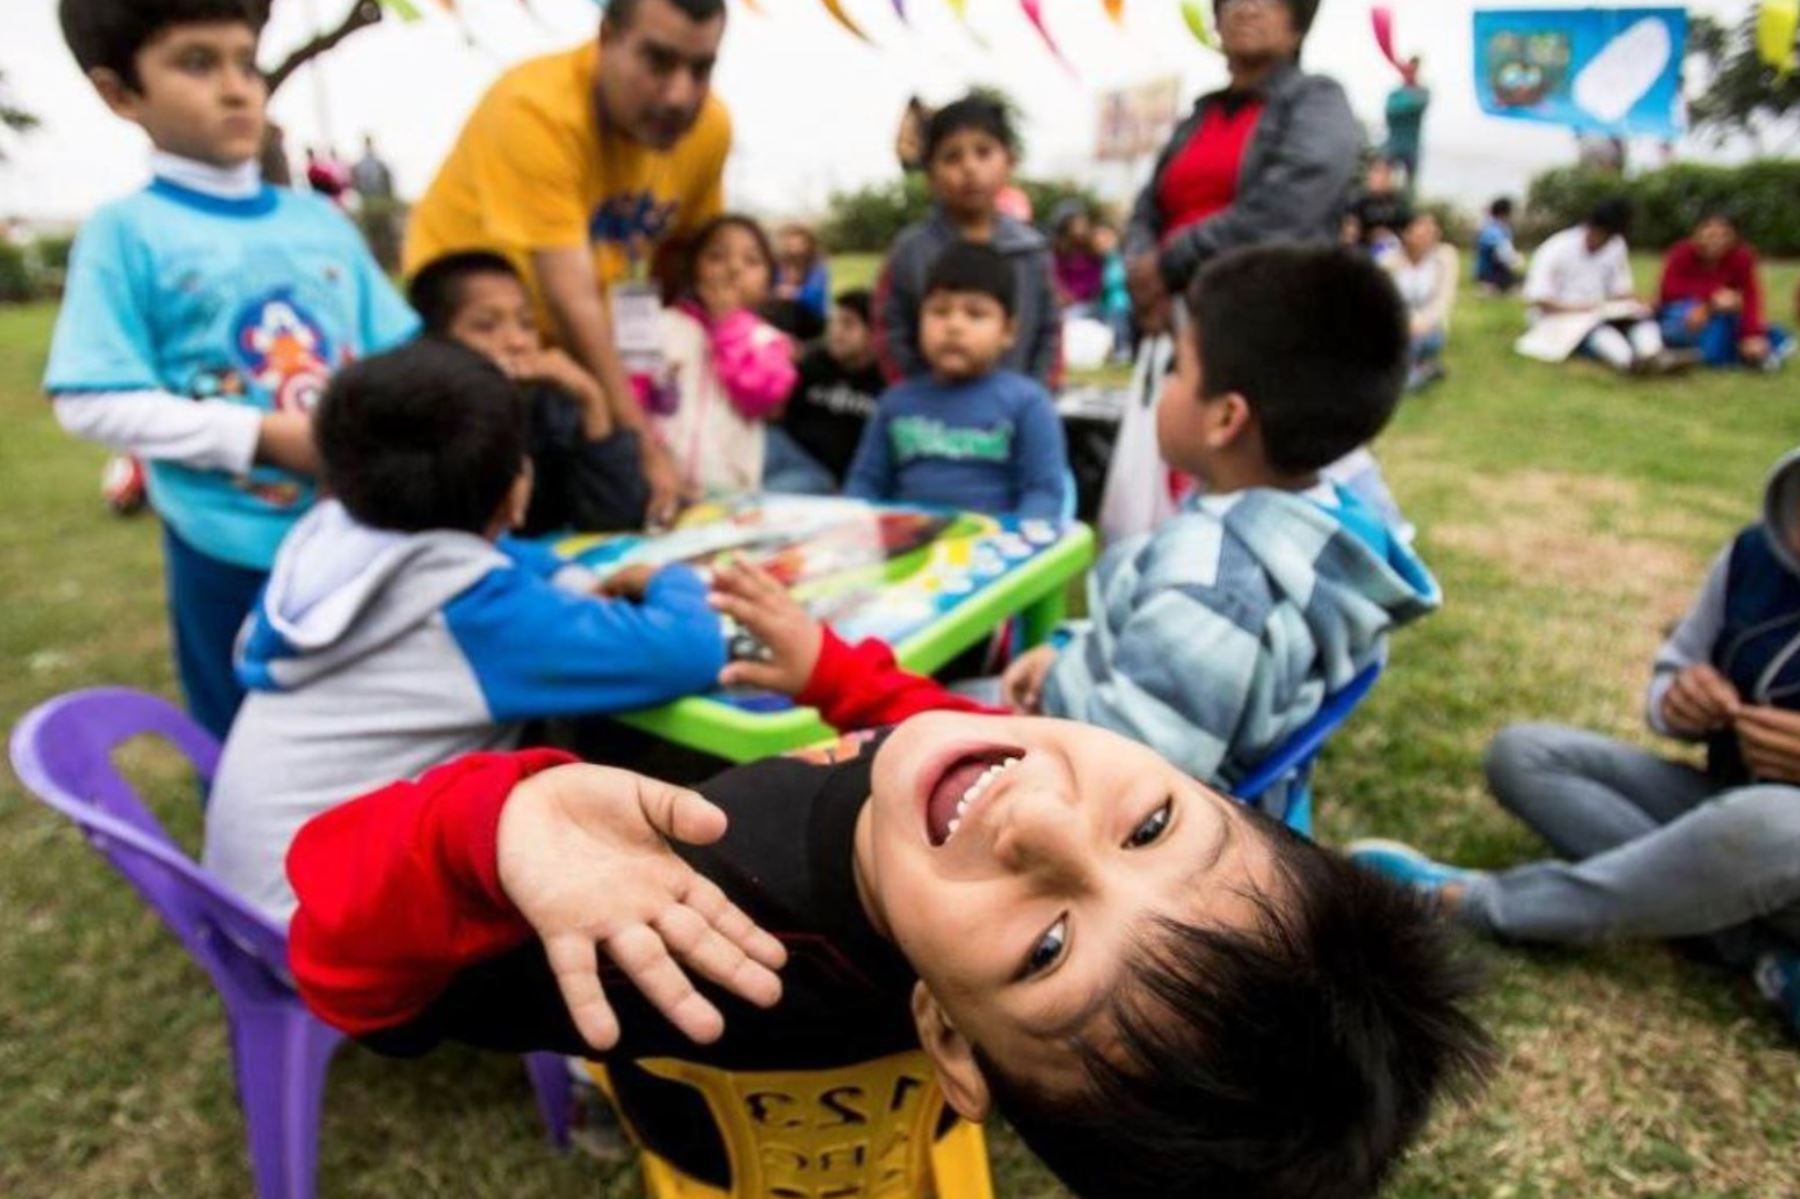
[843,369,1067,519]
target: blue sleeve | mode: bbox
[844,402,895,501]
[799,264,831,319]
[44,209,162,395]
[1011,384,1068,520]
[444,564,726,722]
[495,535,568,580]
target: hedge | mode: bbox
[1525,161,1800,256]
[819,174,1105,254]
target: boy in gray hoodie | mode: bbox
[203,341,725,920]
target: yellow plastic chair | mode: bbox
[587,1051,994,1199]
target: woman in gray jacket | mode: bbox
[1124,0,1362,329]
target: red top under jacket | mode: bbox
[1156,98,1267,240]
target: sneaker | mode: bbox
[1752,951,1800,1042]
[1346,838,1482,896]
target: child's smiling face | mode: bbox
[858,713,1279,1111]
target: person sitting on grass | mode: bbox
[766,288,885,494]
[1521,197,1679,376]
[1656,210,1793,373]
[409,250,649,535]
[873,93,1061,387]
[845,241,1067,520]
[1474,197,1524,294]
[1349,446,1800,1044]
[1385,209,1457,391]
[286,716,1493,1199]
[46,0,420,742]
[202,340,725,921]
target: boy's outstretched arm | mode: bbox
[1011,387,1070,520]
[710,561,1001,729]
[287,750,786,1051]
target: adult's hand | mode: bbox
[496,764,788,1051]
[1734,706,1800,785]
[641,442,685,530]
[1710,287,1743,314]
[709,560,822,697]
[1660,663,1739,737]
[1740,334,1772,364]
[1126,252,1169,328]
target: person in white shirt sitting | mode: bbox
[1385,210,1458,391]
[1522,197,1681,376]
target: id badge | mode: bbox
[611,281,662,364]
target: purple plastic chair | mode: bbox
[8,688,573,1199]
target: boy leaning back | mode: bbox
[45,0,419,739]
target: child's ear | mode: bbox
[87,69,138,119]
[1204,391,1253,450]
[910,982,992,1121]
[998,315,1018,352]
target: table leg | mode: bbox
[1017,586,1068,649]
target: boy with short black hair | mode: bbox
[203,340,725,920]
[46,0,420,740]
[766,288,885,490]
[873,93,1061,387]
[1475,197,1524,293]
[846,241,1067,519]
[408,250,649,533]
[288,708,1494,1199]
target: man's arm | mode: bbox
[532,248,682,525]
[1645,548,1733,739]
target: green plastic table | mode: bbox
[609,512,1096,763]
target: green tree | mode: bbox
[0,69,40,162]
[1686,13,1800,150]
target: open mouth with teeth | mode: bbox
[925,748,1023,847]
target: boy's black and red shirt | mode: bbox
[286,630,999,1184]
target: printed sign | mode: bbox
[1473,7,1687,137]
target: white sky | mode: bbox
[0,0,1769,226]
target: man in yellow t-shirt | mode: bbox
[405,0,731,525]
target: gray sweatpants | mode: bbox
[1463,723,1800,964]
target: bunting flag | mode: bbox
[1021,0,1075,71]
[1179,0,1218,49]
[821,0,873,41]
[378,0,424,21]
[740,0,763,12]
[1372,6,1409,78]
[1103,0,1126,24]
[892,0,909,23]
[1760,0,1799,76]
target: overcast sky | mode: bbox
[0,0,1768,226]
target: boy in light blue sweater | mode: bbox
[204,342,725,919]
[845,241,1067,519]
[45,0,419,740]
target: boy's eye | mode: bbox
[1126,801,1173,848]
[1022,917,1068,978]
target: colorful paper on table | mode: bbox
[1179,0,1217,49]
[821,0,872,40]
[1759,0,1800,74]
[554,496,1075,714]
[1473,7,1686,137]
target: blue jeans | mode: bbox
[761,426,838,496]
[1659,302,1795,368]
[1465,723,1800,964]
[162,524,268,742]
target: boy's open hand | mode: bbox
[709,560,821,696]
[599,563,660,601]
[496,764,787,1052]
[1734,705,1800,785]
[1660,664,1739,736]
[1001,645,1059,714]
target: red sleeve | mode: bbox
[287,748,577,1036]
[797,627,1005,732]
[1734,246,1767,338]
[1658,242,1703,308]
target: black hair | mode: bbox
[1215,0,1320,37]
[315,341,526,536]
[1694,207,1738,232]
[834,288,873,327]
[681,213,776,297]
[1587,196,1634,238]
[982,814,1495,1199]
[602,0,726,32]
[1489,197,1515,219]
[59,0,265,88]
[923,241,1016,318]
[407,250,521,336]
[923,94,1017,164]
[1187,245,1408,475]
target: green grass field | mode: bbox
[3,256,1799,1198]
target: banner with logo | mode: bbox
[1473,7,1686,137]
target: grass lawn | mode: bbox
[3,255,1799,1198]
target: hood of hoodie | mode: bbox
[1762,447,1800,577]
[236,500,509,692]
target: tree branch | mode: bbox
[265,0,385,97]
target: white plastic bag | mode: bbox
[1098,333,1179,546]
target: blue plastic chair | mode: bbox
[1229,658,1385,836]
[8,687,573,1199]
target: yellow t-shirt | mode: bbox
[403,43,730,318]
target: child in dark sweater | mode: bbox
[846,242,1067,519]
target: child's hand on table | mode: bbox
[1001,645,1059,714]
[497,764,788,1051]
[1734,705,1800,785]
[708,560,822,696]
[1660,663,1739,737]
[599,563,660,601]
